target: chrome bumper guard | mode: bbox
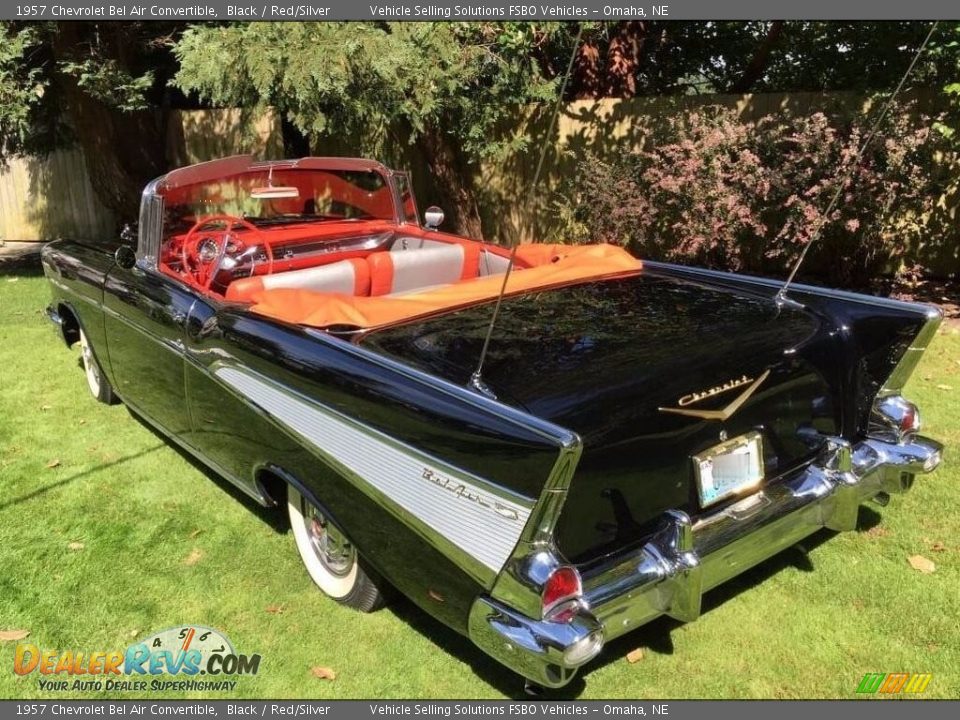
[468,434,942,687]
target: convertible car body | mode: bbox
[42,156,943,689]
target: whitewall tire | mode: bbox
[287,485,384,612]
[79,329,116,404]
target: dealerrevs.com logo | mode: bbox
[14,626,261,692]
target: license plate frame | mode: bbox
[693,431,765,508]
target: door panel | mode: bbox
[102,265,194,435]
[182,299,292,498]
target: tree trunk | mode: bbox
[52,23,168,229]
[604,22,647,97]
[572,38,602,99]
[419,125,485,240]
[730,21,785,93]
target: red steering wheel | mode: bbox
[180,214,273,290]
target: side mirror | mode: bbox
[115,245,136,270]
[423,206,445,230]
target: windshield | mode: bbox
[159,166,396,240]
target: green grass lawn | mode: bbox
[1,265,958,700]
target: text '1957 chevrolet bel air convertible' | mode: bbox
[41,155,943,689]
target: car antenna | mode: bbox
[469,26,585,399]
[776,21,939,304]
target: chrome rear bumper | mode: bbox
[469,434,942,688]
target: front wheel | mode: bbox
[79,329,116,404]
[287,485,385,612]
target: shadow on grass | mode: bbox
[0,445,165,512]
[384,516,896,699]
[0,249,44,278]
[127,409,289,535]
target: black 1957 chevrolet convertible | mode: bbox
[42,155,943,689]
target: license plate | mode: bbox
[693,432,764,508]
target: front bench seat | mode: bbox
[225,258,371,303]
[368,244,480,296]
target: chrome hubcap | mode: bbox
[302,498,355,577]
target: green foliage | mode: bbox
[0,21,179,165]
[932,24,960,142]
[173,22,560,164]
[58,58,155,113]
[0,24,50,161]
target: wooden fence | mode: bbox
[2,92,956,276]
[0,148,115,243]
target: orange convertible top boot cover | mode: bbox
[246,243,642,330]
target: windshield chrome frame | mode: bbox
[137,158,422,273]
[137,177,165,271]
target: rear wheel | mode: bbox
[79,329,116,404]
[287,485,384,612]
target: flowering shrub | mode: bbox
[555,105,944,286]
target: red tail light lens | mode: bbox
[899,403,919,434]
[542,566,582,622]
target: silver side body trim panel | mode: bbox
[213,365,534,583]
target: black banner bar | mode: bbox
[0,1,958,21]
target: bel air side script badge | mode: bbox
[659,369,771,421]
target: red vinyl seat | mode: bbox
[368,243,481,296]
[225,258,370,303]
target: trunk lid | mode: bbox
[363,271,841,561]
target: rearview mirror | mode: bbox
[250,186,300,200]
[423,206,444,230]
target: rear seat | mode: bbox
[225,258,370,303]
[368,244,480,296]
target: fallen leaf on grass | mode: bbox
[865,525,891,539]
[79,419,86,425]
[930,541,946,552]
[935,384,953,391]
[40,405,51,411]
[129,629,140,638]
[626,648,645,664]
[7,278,18,283]
[188,529,203,539]
[184,549,203,566]
[0,630,29,642]
[908,554,936,574]
[265,604,285,615]
[311,666,336,681]
[67,542,84,551]
[46,459,60,469]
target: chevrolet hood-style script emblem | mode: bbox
[659,370,771,421]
